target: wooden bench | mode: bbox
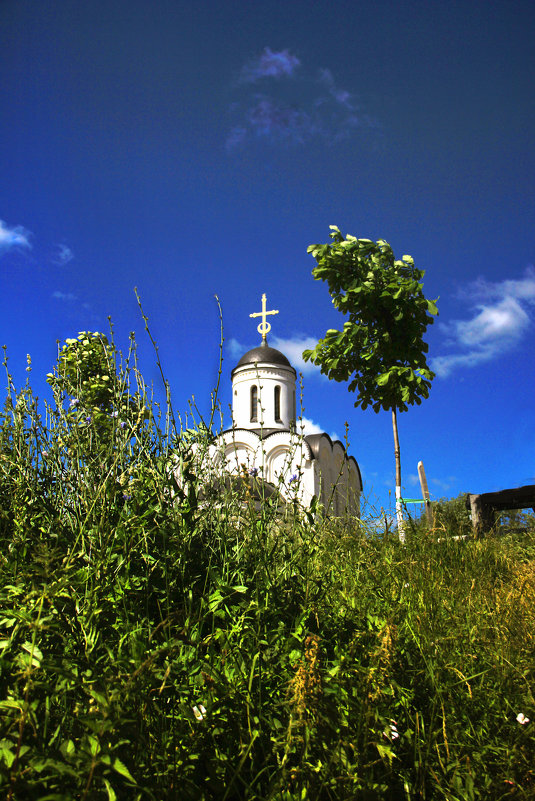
[466,484,535,535]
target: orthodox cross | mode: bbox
[250,293,279,342]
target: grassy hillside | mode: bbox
[0,333,533,800]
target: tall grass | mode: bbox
[0,328,533,800]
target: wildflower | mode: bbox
[389,720,400,740]
[120,421,127,430]
[110,410,118,418]
[248,467,258,477]
[289,473,298,483]
[85,415,92,424]
[192,704,207,721]
[69,397,79,408]
[122,494,132,502]
[42,450,48,458]
[516,713,530,725]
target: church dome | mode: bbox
[232,340,293,373]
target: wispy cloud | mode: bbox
[53,244,74,265]
[239,47,301,83]
[225,337,245,360]
[242,97,314,144]
[270,335,321,375]
[458,269,535,304]
[0,219,32,256]
[431,476,457,493]
[52,290,77,302]
[431,267,535,377]
[227,49,378,149]
[317,67,354,109]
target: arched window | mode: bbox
[250,385,258,423]
[274,385,281,422]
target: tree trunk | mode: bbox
[391,407,404,542]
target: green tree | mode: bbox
[45,331,145,474]
[303,226,438,538]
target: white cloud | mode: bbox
[295,415,340,441]
[431,476,456,493]
[0,219,32,255]
[270,335,321,375]
[240,96,314,145]
[53,244,74,265]
[318,68,354,110]
[225,337,244,360]
[227,50,378,150]
[296,416,323,435]
[460,266,535,304]
[432,351,492,377]
[239,48,301,83]
[452,297,529,347]
[52,290,77,302]
[431,269,534,378]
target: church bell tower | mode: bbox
[231,294,297,431]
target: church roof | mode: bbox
[232,340,295,374]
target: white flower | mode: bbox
[193,704,207,721]
[516,713,530,725]
[389,720,400,740]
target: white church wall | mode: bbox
[232,364,296,430]
[347,462,361,517]
[197,428,317,508]
[316,438,335,511]
[332,442,346,516]
[188,427,360,517]
[308,435,361,517]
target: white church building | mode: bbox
[200,294,362,516]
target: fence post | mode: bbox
[418,460,433,527]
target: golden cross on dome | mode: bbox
[250,293,279,342]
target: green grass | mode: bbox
[0,331,533,800]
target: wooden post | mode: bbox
[468,493,494,537]
[418,460,433,527]
[469,494,484,537]
[392,408,404,542]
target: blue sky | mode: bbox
[2,0,534,517]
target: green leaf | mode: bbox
[59,739,75,758]
[21,641,43,666]
[0,740,15,768]
[112,757,136,783]
[103,777,117,801]
[0,699,23,712]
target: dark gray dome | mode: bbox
[233,340,294,372]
